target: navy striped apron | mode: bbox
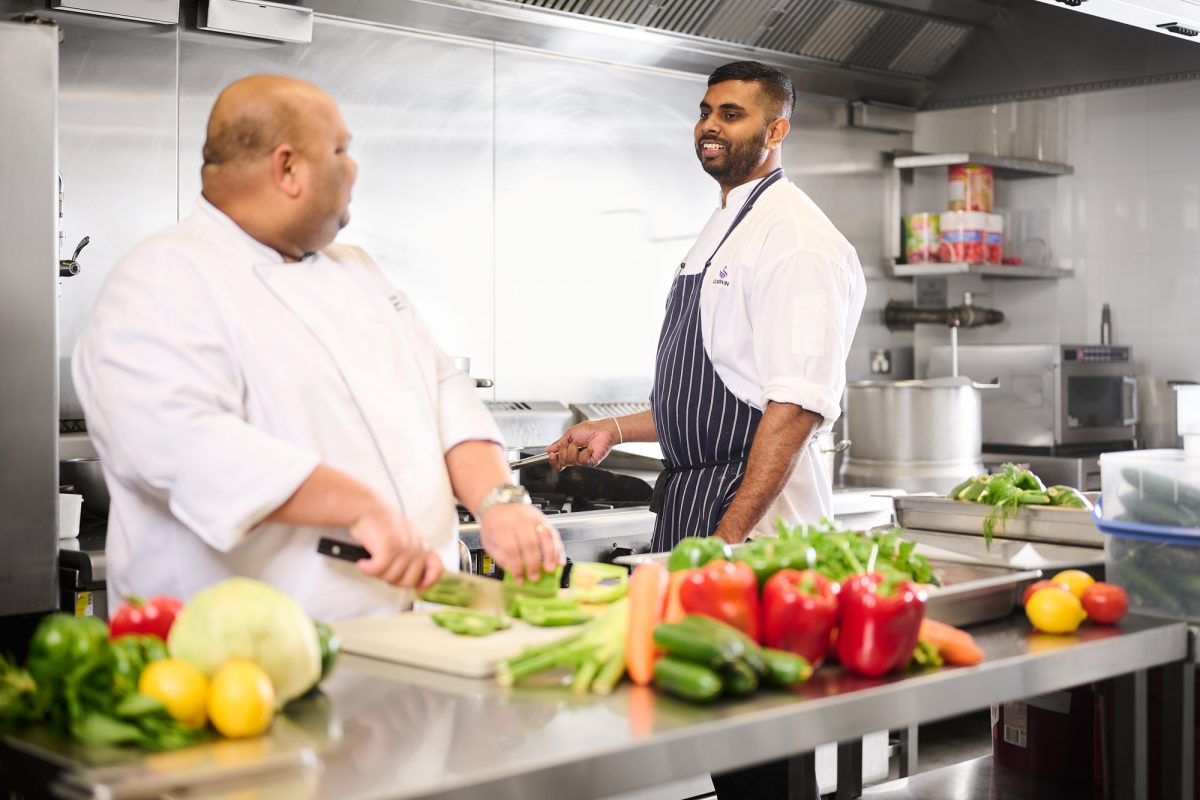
[649,168,785,552]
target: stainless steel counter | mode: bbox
[13,613,1185,800]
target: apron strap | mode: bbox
[703,167,785,268]
[649,456,747,514]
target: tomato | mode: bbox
[1081,582,1129,625]
[1022,580,1070,607]
[1025,587,1087,634]
[110,595,184,641]
[1050,569,1095,599]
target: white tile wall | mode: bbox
[913,81,1200,438]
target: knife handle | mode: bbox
[317,537,371,562]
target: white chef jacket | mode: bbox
[73,198,502,621]
[680,175,866,531]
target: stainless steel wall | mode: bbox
[0,20,62,615]
[8,3,900,409]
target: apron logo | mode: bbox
[712,265,730,287]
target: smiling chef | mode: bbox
[548,61,866,552]
[72,75,563,622]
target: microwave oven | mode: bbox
[928,344,1138,448]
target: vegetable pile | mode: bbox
[948,463,1092,542]
[0,579,341,751]
[497,523,985,705]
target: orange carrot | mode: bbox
[919,618,984,666]
[663,569,694,624]
[626,562,668,686]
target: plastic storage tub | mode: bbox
[1100,448,1200,527]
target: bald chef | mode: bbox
[73,75,563,621]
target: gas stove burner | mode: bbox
[455,491,648,524]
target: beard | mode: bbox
[695,123,770,184]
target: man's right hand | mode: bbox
[546,420,619,471]
[349,506,443,590]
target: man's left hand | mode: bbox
[479,503,565,582]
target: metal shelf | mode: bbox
[891,151,1074,179]
[862,755,1101,799]
[886,261,1073,279]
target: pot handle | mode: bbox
[971,381,1001,390]
[819,438,851,454]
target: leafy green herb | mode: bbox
[770,520,938,587]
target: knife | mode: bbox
[316,537,508,612]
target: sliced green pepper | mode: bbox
[419,575,477,607]
[431,609,510,636]
[567,562,629,604]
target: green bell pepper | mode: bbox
[26,614,109,684]
[667,536,734,572]
[731,539,812,587]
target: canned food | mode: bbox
[948,164,994,213]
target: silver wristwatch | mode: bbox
[477,483,531,519]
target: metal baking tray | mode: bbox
[616,546,1045,628]
[894,495,1103,548]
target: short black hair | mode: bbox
[707,61,795,120]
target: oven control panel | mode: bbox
[1062,345,1131,364]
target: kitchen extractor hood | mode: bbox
[313,0,1200,108]
[1033,0,1200,42]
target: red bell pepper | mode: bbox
[836,573,926,677]
[678,559,761,642]
[761,569,839,666]
[109,595,184,641]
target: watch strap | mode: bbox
[477,483,530,519]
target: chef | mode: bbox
[73,75,563,622]
[547,60,866,552]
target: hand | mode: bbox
[479,503,565,582]
[349,506,443,590]
[546,421,617,471]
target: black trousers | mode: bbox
[712,756,817,799]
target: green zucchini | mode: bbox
[654,657,724,703]
[760,648,814,688]
[677,615,768,677]
[652,622,743,668]
[719,659,759,697]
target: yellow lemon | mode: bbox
[207,660,276,739]
[138,659,209,728]
[1026,587,1087,634]
[1050,569,1096,599]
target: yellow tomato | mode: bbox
[1050,569,1096,599]
[1026,587,1087,634]
[139,659,209,728]
[207,660,276,739]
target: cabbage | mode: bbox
[167,578,320,708]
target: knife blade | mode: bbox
[316,537,508,612]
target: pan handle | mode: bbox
[508,451,551,470]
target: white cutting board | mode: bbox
[334,612,581,678]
